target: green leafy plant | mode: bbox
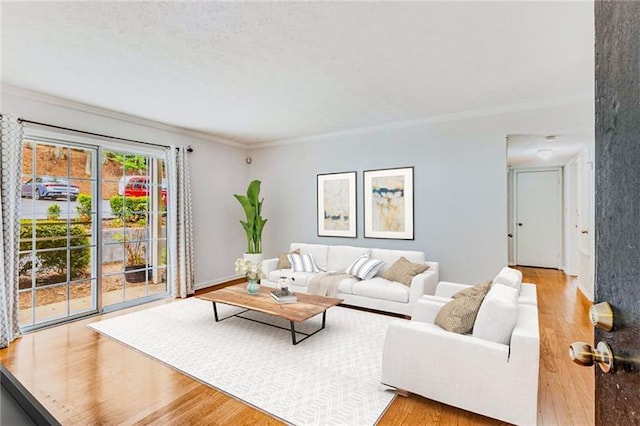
[111,153,147,173]
[233,180,267,254]
[110,195,148,223]
[19,220,90,279]
[47,203,61,220]
[75,194,92,222]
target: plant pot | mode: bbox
[243,253,263,264]
[125,264,151,283]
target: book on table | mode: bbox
[270,289,297,304]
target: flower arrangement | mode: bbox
[235,258,265,281]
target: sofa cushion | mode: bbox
[337,276,360,294]
[352,277,410,303]
[267,269,317,287]
[371,248,426,275]
[290,243,329,271]
[277,248,300,269]
[288,253,320,273]
[383,257,429,286]
[492,267,523,292]
[434,292,486,334]
[473,284,518,345]
[327,245,371,271]
[346,255,384,280]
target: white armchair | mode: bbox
[381,285,540,425]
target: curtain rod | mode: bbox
[17,118,191,151]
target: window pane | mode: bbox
[70,279,95,314]
[36,283,68,323]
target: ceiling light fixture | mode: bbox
[537,149,553,160]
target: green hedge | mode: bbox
[76,193,92,222]
[110,195,148,223]
[19,220,90,279]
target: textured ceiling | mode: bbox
[1,2,594,145]
[507,133,593,167]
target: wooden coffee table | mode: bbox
[197,284,343,345]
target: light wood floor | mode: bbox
[0,267,594,425]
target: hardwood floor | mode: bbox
[0,267,594,425]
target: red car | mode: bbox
[123,176,167,206]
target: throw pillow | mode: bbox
[346,254,384,280]
[277,248,301,269]
[434,293,486,334]
[382,256,429,286]
[287,253,320,273]
[452,280,492,299]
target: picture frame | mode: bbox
[363,166,414,240]
[317,171,357,238]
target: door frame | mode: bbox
[512,167,563,268]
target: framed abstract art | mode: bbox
[317,171,357,238]
[363,167,414,240]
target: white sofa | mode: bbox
[381,278,540,425]
[261,242,440,316]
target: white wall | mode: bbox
[1,89,248,288]
[249,102,593,283]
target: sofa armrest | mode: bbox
[434,281,470,298]
[382,320,509,386]
[261,258,279,276]
[411,296,447,323]
[409,268,440,301]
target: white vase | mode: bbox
[243,253,264,264]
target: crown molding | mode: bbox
[1,84,248,149]
[252,94,592,149]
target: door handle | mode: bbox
[518,223,523,227]
[581,230,589,234]
[590,302,614,331]
[569,341,614,373]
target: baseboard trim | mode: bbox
[1,364,60,426]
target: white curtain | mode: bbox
[166,146,195,298]
[0,115,23,348]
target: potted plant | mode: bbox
[116,232,149,283]
[234,180,267,263]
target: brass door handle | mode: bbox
[569,341,614,373]
[581,230,589,234]
[590,302,614,331]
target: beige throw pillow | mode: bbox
[382,257,429,286]
[434,294,486,334]
[452,280,492,299]
[277,248,300,269]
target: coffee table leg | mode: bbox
[212,302,219,322]
[322,311,326,329]
[290,321,297,345]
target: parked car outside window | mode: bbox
[123,175,167,206]
[21,176,80,201]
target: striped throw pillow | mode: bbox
[287,253,320,273]
[346,255,384,280]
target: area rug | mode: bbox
[88,298,400,425]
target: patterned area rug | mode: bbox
[88,298,398,425]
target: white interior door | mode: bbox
[515,169,562,268]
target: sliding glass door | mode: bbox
[18,131,170,330]
[100,151,168,310]
[19,139,98,329]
